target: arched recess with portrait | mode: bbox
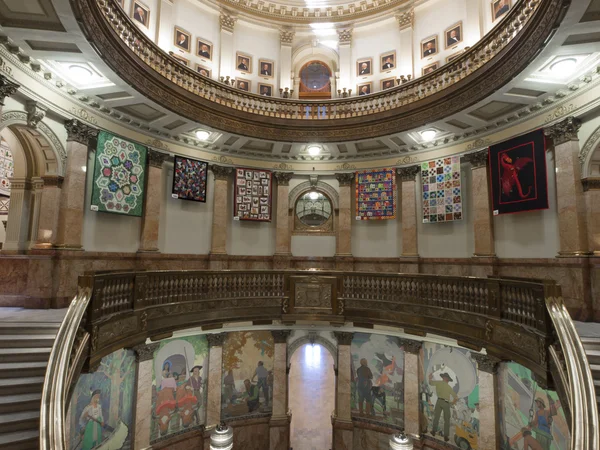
[292,45,338,100]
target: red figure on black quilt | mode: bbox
[500,154,533,199]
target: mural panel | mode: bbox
[350,333,405,426]
[221,331,274,419]
[499,362,569,450]
[151,335,209,441]
[68,348,136,450]
[420,343,479,449]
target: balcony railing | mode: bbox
[41,269,598,450]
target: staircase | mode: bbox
[581,337,600,413]
[0,321,59,450]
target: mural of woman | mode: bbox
[79,389,104,450]
[156,368,177,434]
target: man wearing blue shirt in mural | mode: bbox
[251,361,270,407]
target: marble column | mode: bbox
[270,330,291,450]
[332,332,353,450]
[33,175,63,248]
[465,149,495,257]
[2,177,32,252]
[396,9,414,78]
[0,75,20,117]
[139,150,169,252]
[209,165,233,269]
[471,353,501,450]
[133,342,160,450]
[337,29,353,92]
[335,173,354,270]
[54,119,98,249]
[398,166,420,257]
[274,172,293,268]
[26,177,44,248]
[206,333,227,426]
[279,30,294,91]
[582,178,600,254]
[398,338,422,437]
[218,12,237,79]
[545,117,589,256]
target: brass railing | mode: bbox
[40,270,598,450]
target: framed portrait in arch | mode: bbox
[258,59,274,78]
[446,51,463,63]
[421,35,438,59]
[492,0,511,21]
[357,82,372,96]
[356,58,372,76]
[170,53,189,67]
[380,51,396,72]
[173,26,191,52]
[422,62,438,75]
[236,78,251,92]
[380,77,396,90]
[236,52,252,73]
[445,21,463,49]
[131,1,150,28]
[196,65,211,78]
[197,39,213,61]
[258,83,273,97]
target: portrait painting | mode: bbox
[356,58,372,76]
[380,51,396,72]
[174,26,191,52]
[357,82,372,96]
[380,77,396,90]
[421,35,438,58]
[446,51,463,63]
[445,22,463,48]
[197,39,212,61]
[236,52,252,73]
[422,62,438,75]
[492,0,511,21]
[196,65,211,78]
[236,78,251,92]
[131,1,150,28]
[170,53,189,67]
[258,83,273,97]
[259,59,274,78]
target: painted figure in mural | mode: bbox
[420,382,433,434]
[175,372,197,428]
[243,379,260,412]
[356,358,373,415]
[251,361,270,407]
[79,390,105,450]
[471,402,480,433]
[267,370,274,404]
[428,372,458,442]
[223,370,236,405]
[189,365,203,423]
[156,369,177,434]
[162,361,172,380]
[528,397,560,450]
[370,386,387,417]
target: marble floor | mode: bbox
[289,343,335,450]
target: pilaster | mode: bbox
[398,166,420,257]
[399,338,422,436]
[274,172,293,261]
[219,11,237,78]
[336,28,353,91]
[582,178,600,254]
[471,353,500,450]
[139,150,170,252]
[270,330,291,450]
[206,333,227,426]
[33,175,63,248]
[332,331,353,450]
[26,177,44,248]
[209,165,233,268]
[396,9,414,77]
[2,177,32,252]
[279,29,294,91]
[156,0,175,49]
[133,342,160,450]
[465,149,495,257]
[335,173,353,266]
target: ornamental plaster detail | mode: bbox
[397,165,419,181]
[0,74,18,105]
[337,28,353,45]
[273,171,294,185]
[219,11,237,32]
[333,331,353,345]
[133,342,160,362]
[210,164,234,180]
[395,9,414,30]
[335,172,354,186]
[64,119,99,145]
[147,149,171,168]
[279,29,295,45]
[544,116,582,146]
[25,101,47,129]
[464,149,489,168]
[471,352,501,374]
[206,332,227,347]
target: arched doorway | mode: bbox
[289,343,335,450]
[299,61,332,100]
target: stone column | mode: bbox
[396,9,414,78]
[545,117,589,256]
[218,12,237,79]
[582,178,600,254]
[332,332,353,450]
[465,149,495,257]
[335,173,354,270]
[33,176,63,248]
[279,30,294,91]
[398,338,422,436]
[26,177,44,248]
[337,29,353,93]
[139,150,169,252]
[133,342,160,450]
[0,75,20,116]
[270,330,291,450]
[206,333,227,426]
[2,177,32,252]
[273,172,293,268]
[209,165,233,269]
[398,166,420,257]
[54,119,98,249]
[471,353,501,450]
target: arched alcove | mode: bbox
[287,333,338,370]
[298,60,333,100]
[292,44,338,100]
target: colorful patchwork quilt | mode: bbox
[355,168,396,220]
[421,156,463,223]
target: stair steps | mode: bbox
[580,337,600,414]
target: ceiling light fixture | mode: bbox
[307,144,321,156]
[68,65,93,83]
[195,130,211,141]
[549,58,578,75]
[420,129,437,141]
[309,191,319,200]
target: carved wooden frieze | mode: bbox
[289,275,337,315]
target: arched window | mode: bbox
[299,61,332,100]
[294,190,334,234]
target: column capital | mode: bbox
[464,149,489,169]
[335,172,354,186]
[544,116,582,146]
[25,101,47,129]
[471,353,501,374]
[219,11,237,33]
[274,171,294,186]
[41,175,64,188]
[210,164,234,180]
[582,177,600,192]
[133,342,160,362]
[395,8,414,30]
[397,165,420,181]
[207,332,227,347]
[7,177,32,190]
[271,330,292,344]
[0,75,19,106]
[398,337,422,354]
[147,149,170,168]
[64,119,99,145]
[333,331,353,345]
[336,28,352,45]
[279,29,295,46]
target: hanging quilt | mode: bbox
[489,129,548,215]
[234,168,272,221]
[0,141,13,197]
[91,131,147,216]
[421,156,462,223]
[172,156,208,202]
[355,169,396,220]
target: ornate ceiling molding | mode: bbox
[0,74,19,105]
[25,101,47,129]
[544,116,582,146]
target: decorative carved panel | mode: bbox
[289,275,338,315]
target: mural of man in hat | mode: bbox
[79,389,104,450]
[189,365,203,423]
[428,371,458,442]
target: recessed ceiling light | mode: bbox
[195,130,210,141]
[549,58,578,75]
[307,144,321,156]
[309,191,319,200]
[68,65,93,83]
[420,129,437,141]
